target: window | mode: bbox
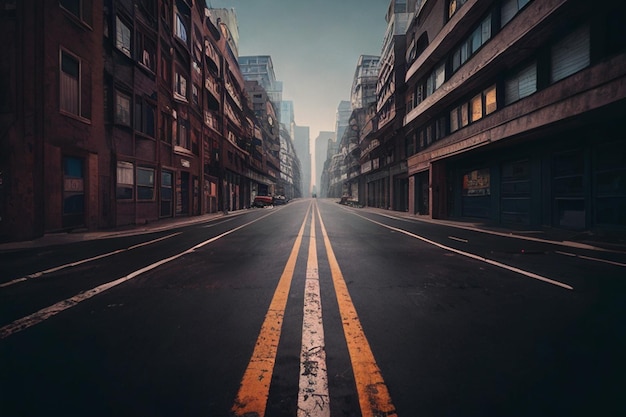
[176,118,190,149]
[160,170,173,217]
[160,111,172,143]
[135,31,156,71]
[174,71,187,100]
[470,85,497,122]
[116,16,132,58]
[448,0,467,18]
[60,50,80,115]
[551,25,590,83]
[450,14,493,74]
[115,91,131,126]
[134,96,156,137]
[192,84,199,106]
[60,0,92,26]
[116,161,134,199]
[505,62,537,105]
[175,13,188,43]
[484,85,497,115]
[137,167,155,200]
[424,62,446,98]
[160,53,171,85]
[501,0,531,27]
[450,86,495,131]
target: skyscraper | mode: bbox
[238,55,283,121]
[315,131,336,194]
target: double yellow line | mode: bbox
[231,200,397,417]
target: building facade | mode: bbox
[404,0,626,231]
[314,130,335,196]
[293,125,311,197]
[1,0,290,242]
[357,1,413,210]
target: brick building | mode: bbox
[1,0,280,242]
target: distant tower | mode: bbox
[293,126,311,196]
[335,100,352,145]
[315,131,336,194]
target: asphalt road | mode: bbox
[1,198,625,417]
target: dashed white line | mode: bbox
[0,233,182,288]
[350,212,574,291]
[0,212,276,340]
[555,251,626,267]
[448,236,469,243]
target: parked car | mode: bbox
[273,195,287,205]
[252,195,274,208]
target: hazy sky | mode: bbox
[206,0,389,145]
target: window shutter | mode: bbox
[501,0,517,26]
[551,25,590,83]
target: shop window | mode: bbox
[115,16,132,58]
[116,161,134,199]
[137,167,155,200]
[595,142,626,226]
[551,24,590,83]
[60,50,80,116]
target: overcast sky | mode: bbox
[205,0,389,147]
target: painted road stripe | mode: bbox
[316,204,398,417]
[448,235,469,243]
[297,210,330,417]
[352,212,574,291]
[0,212,277,340]
[232,204,311,417]
[0,232,182,288]
[555,251,626,267]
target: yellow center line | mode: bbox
[315,202,398,417]
[231,203,311,417]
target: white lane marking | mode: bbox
[0,212,276,340]
[298,212,330,417]
[555,251,626,267]
[0,233,182,288]
[448,236,469,243]
[201,218,236,227]
[350,212,574,291]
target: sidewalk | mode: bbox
[357,206,626,253]
[0,210,237,252]
[1,203,625,253]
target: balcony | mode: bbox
[204,110,221,132]
[205,76,220,101]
